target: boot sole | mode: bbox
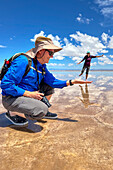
[43,116,58,119]
[5,114,28,126]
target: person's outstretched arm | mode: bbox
[66,79,92,86]
[77,56,86,64]
[77,59,84,65]
[44,68,92,89]
[96,54,104,58]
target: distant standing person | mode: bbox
[77,51,103,80]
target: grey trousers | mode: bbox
[2,82,54,120]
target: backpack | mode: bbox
[0,53,32,80]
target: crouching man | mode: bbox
[1,36,92,126]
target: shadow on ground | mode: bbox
[0,113,43,133]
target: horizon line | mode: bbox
[49,69,113,71]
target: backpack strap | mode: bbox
[11,53,32,77]
[23,55,32,77]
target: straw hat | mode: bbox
[26,36,62,58]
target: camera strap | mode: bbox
[33,57,46,91]
[33,57,51,108]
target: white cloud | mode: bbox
[101,32,109,43]
[95,0,113,18]
[108,36,113,49]
[68,74,75,78]
[30,31,62,48]
[58,63,65,66]
[47,34,62,48]
[54,54,64,60]
[95,0,113,7]
[88,74,96,78]
[98,55,113,65]
[0,45,6,48]
[69,31,106,56]
[91,62,97,66]
[101,7,113,17]
[48,63,57,66]
[48,63,65,67]
[68,63,74,66]
[10,36,16,41]
[76,17,81,22]
[100,49,108,53]
[96,75,113,87]
[30,31,111,66]
[76,13,93,24]
[30,31,46,42]
[109,55,113,58]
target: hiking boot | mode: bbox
[5,111,28,126]
[43,111,58,119]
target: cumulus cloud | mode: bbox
[88,74,96,78]
[109,55,113,58]
[101,32,109,43]
[58,63,65,66]
[91,62,97,66]
[30,31,46,42]
[0,45,6,48]
[54,54,64,60]
[48,63,57,66]
[30,31,113,66]
[68,63,74,66]
[96,75,113,87]
[98,55,113,65]
[108,36,113,49]
[68,31,106,56]
[76,13,93,24]
[100,49,108,53]
[30,31,62,48]
[101,33,113,49]
[58,31,107,64]
[48,63,65,67]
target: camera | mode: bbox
[41,96,51,108]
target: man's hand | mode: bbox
[72,79,92,84]
[23,91,44,100]
[66,79,92,86]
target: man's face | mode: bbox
[39,49,54,64]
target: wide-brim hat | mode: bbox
[26,36,62,58]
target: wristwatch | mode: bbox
[69,80,73,86]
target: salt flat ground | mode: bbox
[0,71,113,170]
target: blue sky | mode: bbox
[0,0,113,70]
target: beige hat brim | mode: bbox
[26,43,62,58]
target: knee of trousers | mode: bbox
[25,104,48,120]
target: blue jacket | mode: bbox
[1,55,67,97]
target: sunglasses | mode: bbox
[45,49,54,56]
